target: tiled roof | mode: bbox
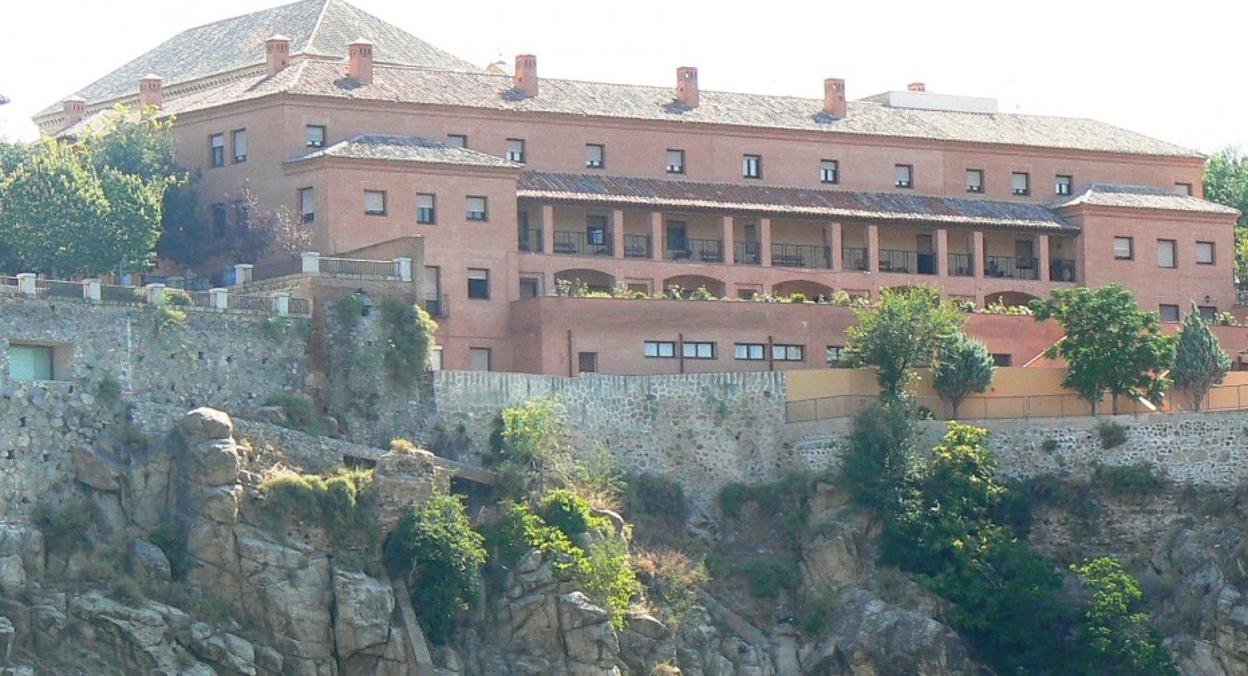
[518,172,1078,232]
[37,0,477,117]
[1053,183,1240,215]
[284,133,521,168]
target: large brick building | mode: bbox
[35,0,1241,375]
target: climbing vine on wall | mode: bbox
[379,298,438,386]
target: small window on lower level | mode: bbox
[430,346,443,371]
[1199,306,1218,322]
[468,347,492,371]
[577,352,598,373]
[8,343,56,381]
[682,341,715,359]
[1159,304,1180,323]
[826,345,845,366]
[734,343,765,360]
[772,344,805,361]
[992,353,1013,367]
[644,341,676,358]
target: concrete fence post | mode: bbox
[83,279,101,301]
[233,264,253,286]
[301,252,321,275]
[209,287,228,311]
[273,292,291,317]
[395,257,413,282]
[145,283,167,306]
[16,273,35,296]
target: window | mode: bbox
[1175,182,1193,196]
[820,159,839,184]
[1196,241,1215,265]
[209,133,225,167]
[666,149,685,174]
[231,129,247,163]
[743,154,763,179]
[1157,239,1177,268]
[468,347,491,371]
[305,125,326,148]
[1011,172,1030,196]
[1113,236,1133,260]
[585,143,604,169]
[506,138,525,163]
[298,187,314,224]
[447,134,467,148]
[682,341,715,359]
[586,215,607,246]
[992,354,1013,367]
[1055,174,1072,196]
[466,196,488,222]
[1159,304,1180,322]
[467,268,490,299]
[364,190,387,216]
[894,164,913,188]
[417,193,436,224]
[578,352,598,373]
[424,266,442,316]
[233,200,249,229]
[966,169,983,193]
[7,343,54,381]
[772,344,804,361]
[734,343,765,360]
[826,345,845,366]
[211,203,228,237]
[643,341,676,358]
[519,276,541,299]
[430,346,443,371]
[1199,306,1218,322]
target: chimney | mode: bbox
[823,78,846,118]
[514,54,538,96]
[676,67,699,108]
[907,82,926,92]
[266,34,291,75]
[62,96,86,127]
[139,74,163,109]
[348,39,374,84]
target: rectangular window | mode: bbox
[305,125,326,148]
[298,187,314,224]
[430,346,443,371]
[992,354,1013,367]
[232,129,247,163]
[467,268,490,300]
[820,159,839,184]
[585,143,605,169]
[1199,306,1218,322]
[1011,172,1030,196]
[417,193,436,224]
[7,344,54,381]
[586,214,607,246]
[734,343,765,361]
[682,342,715,359]
[519,276,541,299]
[466,196,488,222]
[1159,304,1181,322]
[577,352,598,373]
[506,138,525,163]
[1175,182,1193,196]
[424,266,442,316]
[1055,174,1072,196]
[826,345,845,366]
[1157,239,1177,268]
[1196,241,1215,265]
[644,341,676,358]
[211,203,228,237]
[468,347,492,371]
[666,149,685,174]
[966,169,983,193]
[772,344,805,361]
[743,154,763,179]
[894,164,913,188]
[209,133,225,167]
[447,134,467,148]
[364,190,387,216]
[1113,236,1133,260]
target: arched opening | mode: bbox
[984,291,1041,308]
[554,269,615,294]
[772,280,835,301]
[662,274,726,298]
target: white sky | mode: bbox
[0,0,1244,154]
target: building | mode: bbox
[35,0,1241,375]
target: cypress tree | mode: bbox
[1172,302,1230,411]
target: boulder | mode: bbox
[72,446,122,492]
[131,540,172,590]
[189,439,242,487]
[179,407,234,443]
[332,568,395,660]
[0,556,27,598]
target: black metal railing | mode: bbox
[734,241,762,265]
[878,249,937,275]
[665,238,723,263]
[518,227,543,253]
[771,243,831,269]
[948,253,974,277]
[1050,258,1077,282]
[624,234,651,258]
[843,247,869,271]
[424,294,449,318]
[553,230,612,256]
[984,255,1039,280]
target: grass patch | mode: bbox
[1097,420,1128,449]
[1092,463,1166,495]
[32,500,96,555]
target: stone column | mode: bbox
[721,216,734,265]
[541,204,555,255]
[394,257,413,282]
[612,209,625,259]
[83,279,101,302]
[15,274,35,296]
[828,222,843,272]
[973,231,985,280]
[650,212,663,260]
[1038,235,1050,282]
[209,288,228,311]
[867,225,880,274]
[300,253,320,275]
[936,229,950,277]
[234,263,253,285]
[145,283,167,306]
[759,217,772,267]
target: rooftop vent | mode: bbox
[676,67,699,108]
[266,35,291,75]
[348,39,374,84]
[862,88,997,114]
[514,54,538,96]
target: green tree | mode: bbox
[932,331,996,418]
[1172,302,1231,411]
[1071,557,1176,675]
[1203,147,1248,281]
[838,402,916,512]
[843,286,963,401]
[1030,285,1175,415]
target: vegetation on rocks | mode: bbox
[259,467,377,548]
[379,298,438,385]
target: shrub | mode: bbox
[332,294,366,334]
[265,392,329,436]
[32,500,95,555]
[632,547,707,629]
[385,495,486,644]
[491,398,573,497]
[164,288,192,307]
[838,403,916,513]
[96,373,122,407]
[389,438,420,454]
[151,304,187,335]
[626,473,688,527]
[540,489,610,538]
[1071,557,1176,675]
[1097,420,1128,449]
[740,558,797,599]
[690,285,715,301]
[798,584,841,636]
[260,468,376,544]
[787,292,809,304]
[110,575,146,607]
[261,316,292,340]
[932,331,996,418]
[1092,463,1165,495]
[484,501,583,569]
[379,298,438,385]
[581,533,642,628]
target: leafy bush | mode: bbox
[260,468,376,544]
[690,286,715,301]
[740,558,798,599]
[1071,557,1176,675]
[490,398,573,498]
[626,473,688,528]
[164,288,192,307]
[632,547,707,629]
[540,489,611,538]
[389,437,420,454]
[787,292,809,304]
[1092,463,1165,495]
[798,585,841,636]
[151,304,187,335]
[379,298,438,385]
[385,495,486,644]
[265,392,329,436]
[484,501,584,570]
[580,533,642,628]
[261,315,292,340]
[110,574,146,607]
[32,500,96,555]
[1097,420,1128,449]
[838,403,916,512]
[332,294,366,333]
[718,472,814,547]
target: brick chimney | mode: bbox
[139,74,163,109]
[823,78,846,118]
[62,96,86,127]
[514,54,538,96]
[907,82,926,92]
[676,67,699,108]
[266,34,291,75]
[348,39,374,84]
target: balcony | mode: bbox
[554,230,612,257]
[624,234,651,258]
[772,243,831,269]
[985,255,1038,280]
[734,241,762,265]
[665,238,723,263]
[518,227,542,253]
[948,253,974,277]
[843,247,869,271]
[424,294,449,318]
[879,249,937,275]
[1050,258,1077,283]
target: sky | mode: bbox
[0,0,1244,154]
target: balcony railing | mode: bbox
[985,255,1039,280]
[666,238,723,263]
[624,234,651,259]
[1050,258,1077,283]
[772,243,831,269]
[554,230,612,256]
[320,256,398,278]
[948,253,974,277]
[734,241,762,265]
[843,247,869,271]
[518,227,542,253]
[424,293,449,318]
[879,249,937,275]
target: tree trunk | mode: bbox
[1111,393,1120,416]
[951,400,960,420]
